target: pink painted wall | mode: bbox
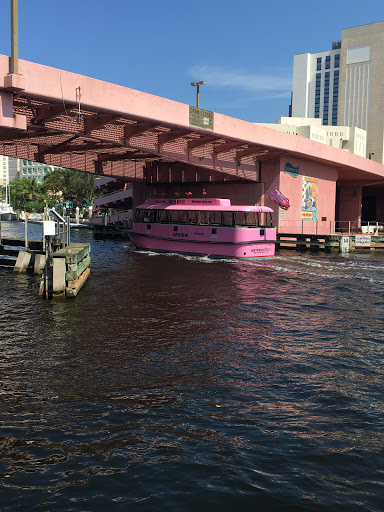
[276,157,338,235]
[337,186,362,231]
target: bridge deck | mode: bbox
[1,54,384,187]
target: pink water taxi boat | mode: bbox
[129,198,276,259]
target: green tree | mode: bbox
[44,168,98,206]
[10,178,48,211]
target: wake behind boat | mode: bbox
[129,198,276,259]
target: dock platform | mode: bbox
[277,233,384,252]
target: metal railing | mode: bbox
[278,219,367,236]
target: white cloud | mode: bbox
[189,65,292,93]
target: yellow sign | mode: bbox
[189,106,214,131]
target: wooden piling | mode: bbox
[51,242,91,298]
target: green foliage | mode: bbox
[9,178,48,212]
[7,169,98,213]
[43,168,98,205]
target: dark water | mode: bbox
[0,221,384,511]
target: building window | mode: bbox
[325,56,331,69]
[334,54,340,68]
[317,57,322,71]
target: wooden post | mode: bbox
[24,214,28,248]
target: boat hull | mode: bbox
[129,232,275,259]
[0,212,16,221]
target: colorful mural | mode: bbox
[301,176,318,220]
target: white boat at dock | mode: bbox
[0,200,16,221]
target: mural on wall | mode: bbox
[301,176,318,220]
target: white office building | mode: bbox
[0,155,8,187]
[257,117,367,157]
[291,21,384,163]
[291,45,341,127]
[0,156,58,184]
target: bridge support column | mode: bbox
[0,90,26,129]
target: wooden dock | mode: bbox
[277,234,340,252]
[50,242,91,298]
[276,233,384,252]
[0,237,44,269]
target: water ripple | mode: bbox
[1,223,384,510]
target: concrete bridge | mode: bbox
[1,55,384,234]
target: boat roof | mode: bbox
[137,198,274,213]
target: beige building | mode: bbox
[337,22,384,163]
[291,21,384,163]
[256,117,367,158]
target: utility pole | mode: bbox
[10,0,19,74]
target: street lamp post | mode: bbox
[191,81,205,108]
[10,0,19,74]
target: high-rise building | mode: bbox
[0,156,58,184]
[0,155,9,187]
[291,21,384,163]
[17,158,58,184]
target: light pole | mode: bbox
[10,0,19,74]
[191,81,205,108]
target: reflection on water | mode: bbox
[0,220,384,511]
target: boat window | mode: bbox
[146,210,156,223]
[222,211,234,226]
[235,212,257,227]
[198,211,210,225]
[211,211,222,225]
[169,210,179,223]
[135,209,152,222]
[188,211,198,224]
[158,210,169,223]
[179,210,188,224]
[257,212,273,227]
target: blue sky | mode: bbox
[0,0,383,123]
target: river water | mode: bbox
[0,221,383,511]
